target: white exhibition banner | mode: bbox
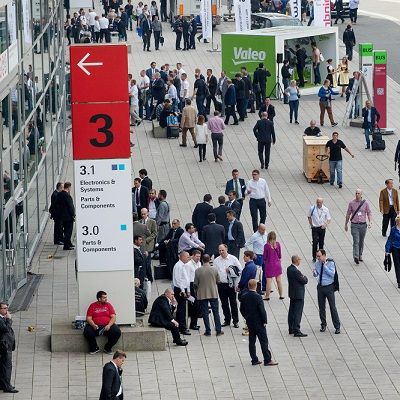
[200,0,212,39]
[313,0,331,27]
[74,158,134,272]
[234,0,251,32]
[290,0,301,20]
[22,0,32,44]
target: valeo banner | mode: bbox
[221,34,276,95]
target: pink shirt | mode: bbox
[207,116,225,133]
[346,199,371,223]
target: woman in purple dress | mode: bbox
[263,231,284,300]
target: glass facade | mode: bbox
[0,0,67,302]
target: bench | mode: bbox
[51,322,166,352]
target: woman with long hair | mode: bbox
[337,56,349,97]
[263,231,284,300]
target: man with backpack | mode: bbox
[313,250,341,334]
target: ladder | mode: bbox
[342,71,372,126]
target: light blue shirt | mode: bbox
[245,231,267,255]
[313,259,336,286]
[227,220,235,241]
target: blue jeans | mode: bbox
[364,122,373,148]
[126,16,133,31]
[313,63,321,85]
[199,298,222,334]
[196,95,206,117]
[329,160,343,185]
[255,254,266,291]
[289,99,299,122]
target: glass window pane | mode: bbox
[26,178,39,256]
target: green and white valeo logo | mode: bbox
[232,47,266,66]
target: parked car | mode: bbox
[330,0,350,19]
[251,13,303,29]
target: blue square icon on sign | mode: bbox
[111,164,118,170]
[120,224,127,231]
[118,164,125,170]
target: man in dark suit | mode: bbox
[57,182,75,250]
[253,63,271,108]
[224,80,238,125]
[149,288,188,346]
[134,235,146,287]
[287,255,308,337]
[234,73,246,121]
[295,44,307,87]
[240,280,278,366]
[226,210,245,259]
[0,302,18,393]
[141,14,152,51]
[226,191,242,220]
[205,68,218,115]
[138,168,152,190]
[132,178,149,215]
[242,67,255,115]
[99,350,126,400]
[258,98,276,121]
[202,213,225,258]
[146,61,159,81]
[253,111,276,170]
[49,182,63,245]
[213,196,229,235]
[362,100,380,150]
[225,169,246,216]
[192,194,213,240]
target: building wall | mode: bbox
[0,0,67,302]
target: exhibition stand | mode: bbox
[221,26,339,96]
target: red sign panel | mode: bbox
[373,64,387,129]
[71,102,131,160]
[70,44,128,103]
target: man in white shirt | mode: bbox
[139,70,150,120]
[167,80,179,112]
[180,73,190,103]
[99,14,109,42]
[129,79,141,126]
[213,244,242,328]
[307,198,331,262]
[88,9,97,37]
[176,63,186,79]
[246,169,272,232]
[187,250,202,330]
[172,251,192,335]
[245,223,267,290]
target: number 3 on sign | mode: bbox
[90,114,114,147]
[72,102,130,160]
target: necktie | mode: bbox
[135,188,140,205]
[171,230,176,240]
[229,201,232,207]
[234,180,239,198]
[319,262,324,285]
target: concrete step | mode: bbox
[51,322,166,352]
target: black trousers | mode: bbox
[391,248,400,284]
[224,105,238,124]
[288,298,304,334]
[160,5,167,21]
[237,198,244,220]
[217,282,238,324]
[297,65,305,87]
[236,98,246,119]
[227,240,240,259]
[189,282,198,328]
[311,226,326,259]
[165,322,181,343]
[62,220,73,249]
[249,198,266,232]
[175,31,182,49]
[248,325,271,364]
[83,324,121,352]
[154,31,161,49]
[0,350,13,391]
[190,32,196,48]
[174,287,187,331]
[198,144,206,160]
[382,206,396,236]
[142,32,151,50]
[317,284,340,329]
[257,141,271,168]
[53,218,64,244]
[183,33,190,50]
[206,95,218,113]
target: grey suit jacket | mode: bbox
[140,218,158,253]
[132,221,150,252]
[194,265,220,300]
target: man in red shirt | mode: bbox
[83,291,121,354]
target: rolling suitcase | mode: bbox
[371,139,385,151]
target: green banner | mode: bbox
[374,50,387,65]
[359,43,373,57]
[221,34,276,95]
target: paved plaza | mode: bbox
[4,12,400,400]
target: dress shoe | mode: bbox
[221,322,230,327]
[190,325,200,330]
[55,241,64,245]
[63,247,75,250]
[217,155,223,161]
[179,144,187,147]
[294,332,308,337]
[335,328,341,334]
[252,360,262,365]
[398,283,400,289]
[216,331,224,336]
[204,332,211,336]
[233,323,239,328]
[175,340,188,346]
[354,257,359,264]
[260,164,264,169]
[279,297,285,300]
[320,325,326,332]
[4,389,19,393]
[359,257,363,262]
[231,122,239,125]
[289,330,294,335]
[264,360,279,366]
[180,330,191,335]
[194,144,199,148]
[338,184,343,188]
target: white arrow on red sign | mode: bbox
[77,53,103,76]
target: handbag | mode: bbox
[384,254,392,272]
[159,36,164,44]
